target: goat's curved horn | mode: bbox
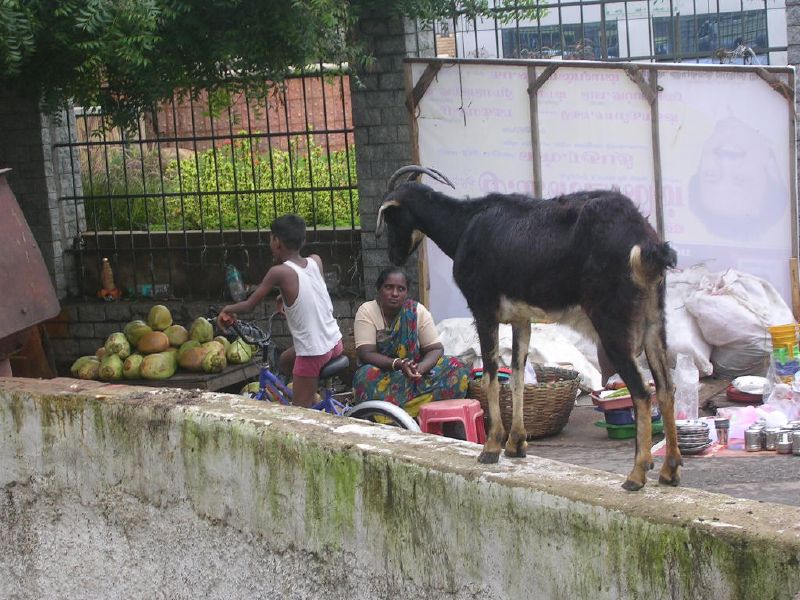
[375,199,401,238]
[426,167,456,189]
[387,165,455,191]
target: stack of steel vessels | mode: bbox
[676,420,712,455]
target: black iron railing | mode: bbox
[56,68,361,300]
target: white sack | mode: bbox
[684,269,795,377]
[665,267,714,376]
[436,317,602,391]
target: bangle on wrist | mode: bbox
[391,358,399,371]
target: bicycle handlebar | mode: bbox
[207,305,281,349]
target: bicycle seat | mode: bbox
[319,355,349,379]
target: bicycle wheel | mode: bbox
[344,401,421,432]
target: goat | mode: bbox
[376,165,681,491]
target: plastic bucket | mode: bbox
[768,323,798,345]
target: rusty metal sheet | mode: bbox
[0,168,61,350]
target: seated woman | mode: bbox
[353,267,469,417]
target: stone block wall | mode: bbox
[0,91,83,299]
[350,17,436,297]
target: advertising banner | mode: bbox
[409,60,796,321]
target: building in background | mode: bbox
[430,0,787,66]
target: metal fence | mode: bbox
[55,2,788,300]
[56,69,361,300]
[411,0,787,65]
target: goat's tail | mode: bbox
[629,241,677,288]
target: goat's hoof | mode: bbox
[658,474,681,487]
[666,455,684,470]
[504,447,527,459]
[622,478,645,492]
[477,450,500,464]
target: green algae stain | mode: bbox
[92,402,105,441]
[8,395,25,434]
[301,446,360,551]
[36,394,87,446]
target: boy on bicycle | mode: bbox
[217,214,343,408]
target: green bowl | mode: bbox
[594,419,664,440]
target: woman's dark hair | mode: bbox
[375,266,408,290]
[270,214,306,250]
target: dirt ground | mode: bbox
[523,377,800,506]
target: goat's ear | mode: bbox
[375,199,401,237]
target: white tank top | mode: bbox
[283,259,342,356]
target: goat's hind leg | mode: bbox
[644,321,682,486]
[504,321,530,458]
[476,320,504,464]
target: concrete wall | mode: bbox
[2,377,800,600]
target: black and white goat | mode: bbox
[376,165,680,491]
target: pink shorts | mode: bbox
[293,339,344,378]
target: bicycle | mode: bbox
[211,307,420,431]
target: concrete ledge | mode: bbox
[2,377,800,599]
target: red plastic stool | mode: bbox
[418,399,486,444]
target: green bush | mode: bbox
[83,136,360,231]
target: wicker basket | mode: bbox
[468,365,581,439]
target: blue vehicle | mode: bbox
[214,308,420,431]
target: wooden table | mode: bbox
[125,361,262,392]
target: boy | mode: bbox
[218,215,343,408]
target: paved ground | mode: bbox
[524,377,800,507]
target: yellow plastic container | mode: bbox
[768,324,798,352]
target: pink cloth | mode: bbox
[292,339,344,378]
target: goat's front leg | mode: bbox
[476,321,503,464]
[505,321,530,458]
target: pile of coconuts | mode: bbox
[70,305,257,382]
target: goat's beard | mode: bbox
[389,249,410,265]
[388,231,424,265]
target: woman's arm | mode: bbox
[356,344,398,371]
[415,342,444,376]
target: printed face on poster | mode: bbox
[409,61,796,322]
[657,69,794,299]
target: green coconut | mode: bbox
[164,324,189,347]
[77,359,101,380]
[99,354,124,381]
[240,381,261,396]
[104,332,131,359]
[163,347,179,369]
[213,336,231,353]
[147,304,173,331]
[177,340,201,360]
[226,338,253,364]
[71,355,98,377]
[122,354,144,379]
[178,347,209,372]
[140,352,177,380]
[189,317,214,343]
[201,347,227,373]
[123,320,152,346]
